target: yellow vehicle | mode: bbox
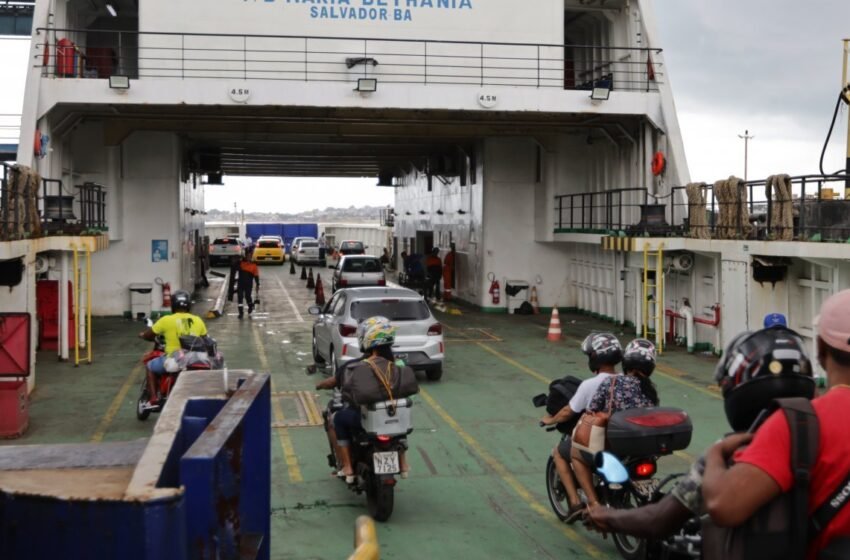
[253,238,285,265]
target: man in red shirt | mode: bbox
[703,289,850,558]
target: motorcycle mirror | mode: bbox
[531,393,547,408]
[594,451,629,484]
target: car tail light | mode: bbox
[633,460,657,478]
[338,278,348,287]
[299,250,305,254]
[439,342,444,354]
[625,411,689,427]
[377,278,386,286]
[428,323,442,336]
[339,324,357,337]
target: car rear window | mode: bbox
[300,241,318,248]
[258,240,279,248]
[341,242,364,250]
[342,258,382,272]
[213,238,239,245]
[350,300,431,322]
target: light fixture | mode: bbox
[109,75,130,90]
[436,210,444,215]
[590,78,611,101]
[418,210,426,215]
[458,209,467,215]
[106,3,118,17]
[355,78,378,93]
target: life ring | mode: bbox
[651,151,666,176]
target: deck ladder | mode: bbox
[642,242,665,353]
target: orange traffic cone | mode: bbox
[546,308,562,342]
[300,266,307,280]
[290,258,296,275]
[530,286,540,315]
[306,268,315,290]
[315,274,325,305]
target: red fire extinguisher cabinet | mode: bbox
[0,313,31,438]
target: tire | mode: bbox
[136,379,151,421]
[366,476,395,522]
[330,348,338,376]
[425,366,443,381]
[312,332,325,364]
[610,490,648,560]
[545,455,572,521]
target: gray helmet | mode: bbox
[581,332,623,372]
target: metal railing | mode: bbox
[553,174,850,242]
[35,27,664,92]
[0,114,21,145]
[0,163,108,241]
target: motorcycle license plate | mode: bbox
[373,451,400,475]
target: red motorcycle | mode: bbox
[136,333,222,421]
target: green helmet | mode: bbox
[357,316,396,352]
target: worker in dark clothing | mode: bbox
[236,250,260,319]
[425,247,443,301]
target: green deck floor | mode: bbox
[5,265,727,559]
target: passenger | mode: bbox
[138,290,207,405]
[585,327,815,545]
[425,247,443,301]
[236,249,260,319]
[540,332,622,523]
[332,317,419,483]
[703,291,850,558]
[380,248,390,268]
[571,338,659,508]
[318,233,327,264]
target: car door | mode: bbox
[328,293,348,361]
[315,292,340,358]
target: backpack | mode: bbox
[702,397,819,560]
[546,375,583,434]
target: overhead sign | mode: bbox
[256,0,473,22]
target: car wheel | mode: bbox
[312,331,325,364]
[426,366,443,381]
[329,348,338,375]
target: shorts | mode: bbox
[147,356,167,375]
[557,437,572,460]
[333,408,361,447]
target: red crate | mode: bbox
[36,281,75,351]
[0,380,29,438]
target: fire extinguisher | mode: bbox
[488,273,500,305]
[56,37,76,77]
[162,282,172,308]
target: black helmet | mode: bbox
[171,290,192,313]
[581,332,623,372]
[623,338,656,376]
[715,327,815,431]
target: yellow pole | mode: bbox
[656,243,665,354]
[642,245,649,339]
[86,245,93,364]
[72,245,80,366]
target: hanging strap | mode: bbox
[365,358,397,406]
[773,397,819,558]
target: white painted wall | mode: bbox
[322,224,392,256]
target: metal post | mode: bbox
[59,252,69,361]
[738,129,754,182]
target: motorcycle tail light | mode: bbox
[634,461,657,478]
[377,435,391,443]
[428,323,442,336]
[626,411,688,427]
[339,324,357,337]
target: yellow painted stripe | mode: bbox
[419,389,605,559]
[252,326,303,483]
[91,362,144,442]
[477,343,550,384]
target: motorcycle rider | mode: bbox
[541,332,622,523]
[138,290,208,405]
[703,290,850,557]
[572,338,659,508]
[321,317,419,483]
[585,326,815,543]
[236,248,260,319]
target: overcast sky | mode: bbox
[1,1,848,212]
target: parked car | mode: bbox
[338,240,366,256]
[253,238,284,265]
[293,239,322,265]
[209,237,242,266]
[332,255,386,292]
[308,287,444,380]
[290,236,316,255]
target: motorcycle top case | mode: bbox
[606,407,693,457]
[360,398,413,437]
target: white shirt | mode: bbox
[568,372,617,413]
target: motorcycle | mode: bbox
[533,384,694,559]
[595,451,702,559]
[323,391,413,522]
[136,322,224,421]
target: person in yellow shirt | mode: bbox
[138,290,207,404]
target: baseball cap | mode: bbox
[815,290,850,352]
[763,313,788,328]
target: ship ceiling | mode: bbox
[46,104,643,178]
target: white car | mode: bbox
[332,255,386,292]
[309,287,444,381]
[293,239,322,265]
[290,236,316,255]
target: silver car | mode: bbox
[332,255,386,292]
[309,287,445,381]
[293,240,322,265]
